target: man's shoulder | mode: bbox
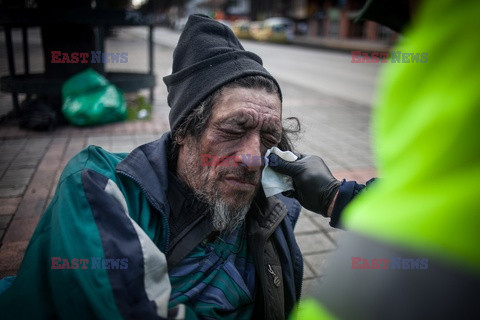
[59,145,128,184]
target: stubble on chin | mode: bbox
[179,141,260,234]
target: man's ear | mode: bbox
[176,135,186,146]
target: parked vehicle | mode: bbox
[250,17,295,43]
[231,20,252,39]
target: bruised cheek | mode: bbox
[198,134,232,174]
[202,132,236,157]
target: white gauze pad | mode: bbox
[262,147,298,198]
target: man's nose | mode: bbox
[233,132,264,171]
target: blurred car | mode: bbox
[174,16,188,31]
[217,19,232,28]
[231,20,252,39]
[250,17,295,43]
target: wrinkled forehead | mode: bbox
[212,87,282,121]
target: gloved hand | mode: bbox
[269,154,340,216]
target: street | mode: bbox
[129,26,380,107]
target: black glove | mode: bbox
[269,154,340,216]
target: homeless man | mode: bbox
[0,14,307,319]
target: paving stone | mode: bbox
[0,168,35,190]
[0,241,29,278]
[0,155,15,166]
[304,253,332,277]
[0,197,21,215]
[296,233,336,255]
[325,230,346,245]
[303,261,315,279]
[309,213,337,231]
[295,214,321,234]
[301,277,321,298]
[3,138,67,242]
[111,134,135,144]
[0,144,24,156]
[0,186,27,198]
[63,137,87,162]
[2,216,42,243]
[0,160,9,170]
[8,157,41,169]
[110,145,136,153]
[134,133,159,146]
[0,176,31,188]
[87,136,111,147]
[1,168,35,180]
[0,215,12,229]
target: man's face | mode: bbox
[177,86,282,233]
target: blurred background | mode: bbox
[0,0,386,291]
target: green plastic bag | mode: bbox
[62,69,127,126]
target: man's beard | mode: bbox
[209,192,250,235]
[180,141,260,234]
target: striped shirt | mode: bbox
[168,224,255,319]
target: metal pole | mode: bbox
[22,27,31,101]
[21,27,30,75]
[5,26,20,114]
[148,25,154,104]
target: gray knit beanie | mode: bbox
[163,14,282,134]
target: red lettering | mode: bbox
[61,258,71,269]
[361,53,371,63]
[351,257,362,269]
[219,155,229,166]
[79,52,89,63]
[70,52,79,63]
[380,258,389,269]
[51,51,62,63]
[210,156,220,166]
[351,51,362,63]
[379,52,389,63]
[371,258,379,269]
[370,52,379,63]
[201,154,211,166]
[70,258,79,269]
[362,258,372,269]
[79,258,89,269]
[51,257,61,269]
[61,52,71,63]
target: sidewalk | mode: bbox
[291,35,392,53]
[0,27,376,297]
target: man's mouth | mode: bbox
[223,175,257,191]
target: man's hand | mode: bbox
[269,154,340,217]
